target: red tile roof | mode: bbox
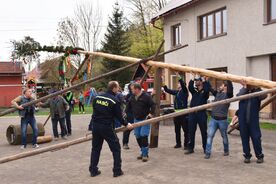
[0,62,24,74]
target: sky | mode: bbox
[0,0,129,61]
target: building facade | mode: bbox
[0,62,24,107]
[152,0,276,118]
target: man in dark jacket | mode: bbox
[89,81,133,177]
[205,80,233,159]
[39,92,69,140]
[122,83,135,149]
[163,73,189,149]
[63,91,73,136]
[126,83,156,162]
[185,75,211,154]
[237,81,267,164]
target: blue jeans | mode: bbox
[205,118,229,155]
[21,116,38,146]
[134,118,150,156]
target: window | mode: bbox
[172,24,181,47]
[200,8,227,40]
[268,0,276,22]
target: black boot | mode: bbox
[113,171,124,177]
[91,170,101,177]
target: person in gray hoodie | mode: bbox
[205,80,233,159]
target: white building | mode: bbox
[151,0,276,119]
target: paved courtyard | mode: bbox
[0,114,276,184]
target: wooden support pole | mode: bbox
[1,88,276,164]
[140,40,164,85]
[70,54,90,84]
[140,66,152,85]
[149,67,162,148]
[78,48,276,89]
[261,93,276,109]
[43,114,51,127]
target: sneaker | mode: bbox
[184,149,194,155]
[244,158,251,164]
[54,137,59,141]
[137,155,143,160]
[174,144,181,149]
[67,133,72,136]
[204,154,211,159]
[33,144,39,148]
[113,171,124,177]
[91,170,101,177]
[142,156,149,162]
[224,152,229,156]
[61,136,67,140]
[123,144,130,150]
[20,145,26,149]
[256,158,264,164]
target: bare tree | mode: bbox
[75,1,102,51]
[57,17,80,47]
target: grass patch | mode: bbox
[260,122,276,130]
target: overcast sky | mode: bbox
[0,0,131,61]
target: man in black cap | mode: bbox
[89,81,133,177]
[185,75,211,154]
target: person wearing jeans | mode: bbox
[12,88,39,149]
[205,80,233,159]
[126,83,156,162]
[205,118,229,157]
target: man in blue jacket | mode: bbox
[185,75,211,154]
[89,81,133,177]
[237,81,267,164]
[163,72,189,149]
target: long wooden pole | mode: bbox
[0,45,185,117]
[1,88,276,164]
[78,50,276,89]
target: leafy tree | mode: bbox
[11,36,41,71]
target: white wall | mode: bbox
[162,0,276,116]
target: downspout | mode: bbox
[151,19,163,31]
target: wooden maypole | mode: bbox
[78,50,276,89]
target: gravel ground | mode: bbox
[0,114,276,184]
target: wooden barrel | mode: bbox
[6,123,45,145]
